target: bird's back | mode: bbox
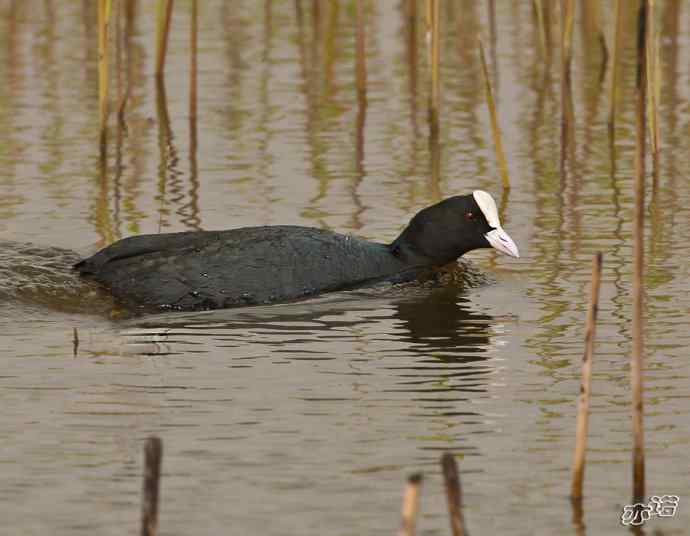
[75,226,414,311]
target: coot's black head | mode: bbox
[390,191,519,265]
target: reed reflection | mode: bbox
[154,76,178,232]
[181,0,202,231]
[352,0,366,231]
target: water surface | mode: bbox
[1,2,689,535]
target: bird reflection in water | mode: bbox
[394,285,494,362]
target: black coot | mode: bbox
[74,191,519,312]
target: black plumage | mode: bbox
[75,193,516,312]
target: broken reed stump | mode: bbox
[398,473,423,536]
[441,452,466,536]
[570,252,603,500]
[141,437,163,536]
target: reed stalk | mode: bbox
[441,453,465,536]
[424,0,432,68]
[426,0,439,132]
[397,473,423,536]
[488,0,496,56]
[533,0,548,61]
[155,0,174,77]
[543,0,553,55]
[141,437,163,536]
[645,0,660,160]
[115,0,122,124]
[608,0,624,131]
[355,0,366,96]
[560,0,575,172]
[560,0,574,82]
[97,0,112,148]
[631,0,647,505]
[479,39,509,189]
[406,0,418,138]
[430,0,439,114]
[117,0,135,122]
[583,0,608,66]
[570,252,603,500]
[190,0,197,121]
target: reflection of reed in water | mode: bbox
[180,0,202,231]
[154,77,180,233]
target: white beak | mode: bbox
[485,227,520,258]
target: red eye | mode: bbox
[465,212,475,221]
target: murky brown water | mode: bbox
[1,1,689,535]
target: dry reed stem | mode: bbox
[560,0,574,83]
[117,0,135,123]
[426,0,439,131]
[424,0,432,68]
[479,39,509,189]
[141,437,163,536]
[115,0,121,114]
[97,0,112,147]
[570,252,603,500]
[441,453,465,536]
[355,0,366,95]
[631,0,647,505]
[584,0,609,64]
[533,0,548,60]
[645,0,660,159]
[405,0,419,140]
[190,0,197,121]
[560,0,575,172]
[430,0,439,112]
[609,0,624,130]
[398,473,423,536]
[155,0,174,77]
